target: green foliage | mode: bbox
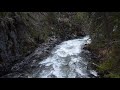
[0,12,8,17]
[104,73,120,78]
[74,12,89,22]
[98,59,117,72]
[85,12,120,78]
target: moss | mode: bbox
[104,73,120,78]
[98,59,116,72]
[74,12,88,21]
[95,42,120,78]
[75,12,120,78]
[0,12,8,17]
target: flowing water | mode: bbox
[32,36,97,78]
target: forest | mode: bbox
[0,12,120,78]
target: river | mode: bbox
[31,36,97,78]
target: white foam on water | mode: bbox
[34,36,97,78]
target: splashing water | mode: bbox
[33,36,97,78]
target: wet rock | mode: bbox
[83,44,91,51]
[0,13,49,76]
[10,36,60,74]
[0,72,30,78]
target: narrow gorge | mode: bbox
[0,12,120,78]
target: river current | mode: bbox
[32,36,97,78]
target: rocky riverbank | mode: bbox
[0,12,87,77]
[1,35,88,78]
[1,36,61,78]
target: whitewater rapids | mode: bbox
[32,36,97,78]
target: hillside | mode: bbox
[0,12,120,78]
